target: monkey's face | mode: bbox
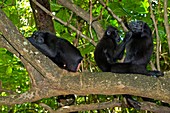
[106,26,120,42]
[128,20,152,37]
[31,31,46,44]
[129,21,143,33]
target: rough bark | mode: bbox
[29,0,55,33]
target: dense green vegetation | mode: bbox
[0,0,169,112]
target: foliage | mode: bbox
[0,0,169,112]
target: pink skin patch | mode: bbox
[76,63,81,72]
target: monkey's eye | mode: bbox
[107,30,111,36]
[37,37,44,44]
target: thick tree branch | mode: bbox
[55,101,122,113]
[56,101,170,113]
[140,101,170,113]
[0,35,43,86]
[40,99,170,113]
[0,8,65,82]
[29,0,55,33]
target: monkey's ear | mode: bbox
[107,30,111,36]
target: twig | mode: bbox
[140,101,170,113]
[150,61,156,70]
[31,0,96,46]
[0,89,16,95]
[89,0,94,39]
[148,0,161,71]
[39,103,55,113]
[163,0,170,54]
[56,101,122,113]
[57,0,104,39]
[99,0,128,32]
[0,0,15,8]
[66,12,73,26]
[40,100,170,113]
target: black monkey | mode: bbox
[94,26,139,109]
[28,31,81,112]
[94,22,163,109]
[28,31,83,72]
[94,26,131,72]
[110,20,163,77]
[94,26,120,72]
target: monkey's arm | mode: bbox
[28,37,57,57]
[112,31,132,60]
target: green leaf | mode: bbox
[6,66,13,75]
[81,44,94,56]
[61,33,75,42]
[56,9,70,22]
[50,1,63,12]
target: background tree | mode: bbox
[0,0,170,112]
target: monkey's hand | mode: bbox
[123,31,132,42]
[103,49,116,64]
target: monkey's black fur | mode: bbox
[28,31,82,72]
[94,26,131,72]
[110,20,163,77]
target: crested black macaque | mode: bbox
[95,21,163,77]
[94,25,141,109]
[28,31,83,72]
[94,21,163,110]
[110,20,163,77]
[94,26,132,72]
[28,31,81,113]
[94,26,120,72]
